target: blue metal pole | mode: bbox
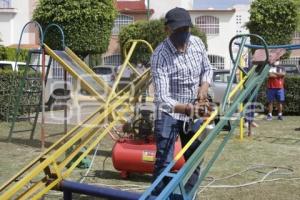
[61,180,153,200]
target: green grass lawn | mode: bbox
[0,116,299,199]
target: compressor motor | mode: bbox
[122,102,155,141]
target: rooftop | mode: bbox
[116,0,154,14]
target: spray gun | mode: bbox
[183,98,215,137]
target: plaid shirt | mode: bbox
[151,35,213,121]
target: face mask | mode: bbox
[170,31,191,49]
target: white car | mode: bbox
[209,69,237,104]
[0,60,27,71]
[93,65,115,86]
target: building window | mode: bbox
[292,32,300,44]
[0,0,11,8]
[103,54,122,66]
[195,16,219,35]
[208,55,224,69]
[112,14,134,35]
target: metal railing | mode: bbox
[52,60,72,81]
[0,0,11,8]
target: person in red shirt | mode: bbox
[266,61,286,120]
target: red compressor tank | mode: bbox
[112,138,185,178]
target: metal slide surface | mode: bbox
[54,50,105,96]
[44,45,110,102]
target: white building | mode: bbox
[149,1,251,69]
[189,5,251,69]
[189,9,236,69]
[0,0,37,47]
[148,0,193,19]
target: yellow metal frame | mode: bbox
[0,41,153,199]
[106,40,153,104]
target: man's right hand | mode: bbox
[174,100,211,118]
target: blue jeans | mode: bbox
[152,112,202,196]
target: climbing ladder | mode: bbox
[8,22,51,142]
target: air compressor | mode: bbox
[111,97,215,178]
[111,102,185,178]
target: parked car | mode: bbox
[93,65,115,86]
[209,69,237,104]
[0,60,27,71]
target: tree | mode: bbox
[292,0,300,31]
[246,0,297,46]
[119,19,207,65]
[33,0,117,58]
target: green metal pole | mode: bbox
[147,0,150,20]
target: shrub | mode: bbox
[33,0,117,58]
[257,75,300,115]
[0,45,6,60]
[247,0,297,47]
[119,19,207,65]
[0,70,41,121]
[5,48,28,62]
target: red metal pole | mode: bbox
[41,49,46,150]
[64,69,67,134]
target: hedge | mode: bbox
[0,47,29,62]
[0,70,41,121]
[257,75,300,115]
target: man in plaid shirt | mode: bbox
[151,7,213,198]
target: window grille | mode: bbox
[195,16,219,35]
[112,14,134,35]
[52,61,72,81]
[208,55,224,69]
[103,54,122,66]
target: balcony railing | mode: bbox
[0,0,11,8]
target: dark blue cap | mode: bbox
[165,7,192,31]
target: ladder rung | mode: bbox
[25,77,41,81]
[17,116,36,120]
[28,64,43,67]
[29,49,42,54]
[23,90,42,93]
[12,129,33,133]
[22,104,40,107]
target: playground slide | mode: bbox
[44,45,111,102]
